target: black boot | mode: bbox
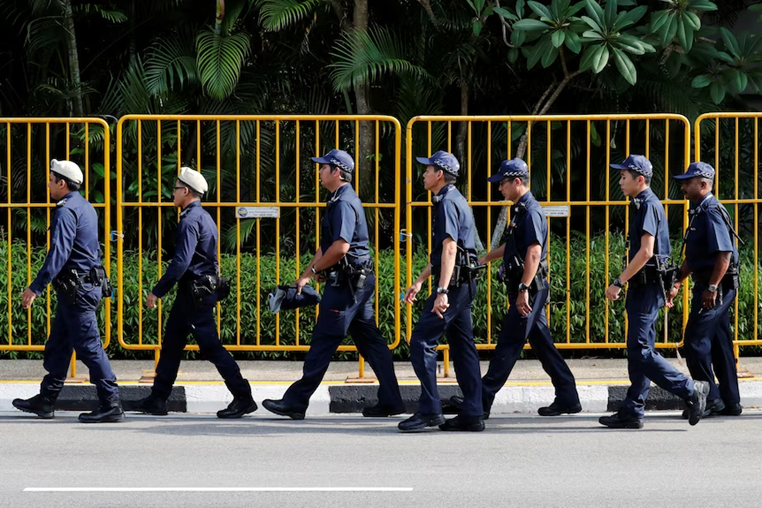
[12,394,55,419]
[79,401,125,423]
[598,412,644,429]
[135,395,168,416]
[262,399,305,420]
[439,415,485,432]
[448,395,490,420]
[362,403,405,417]
[217,395,258,419]
[397,413,445,432]
[538,400,582,416]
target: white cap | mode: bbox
[178,167,208,195]
[50,159,84,185]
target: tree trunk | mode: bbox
[61,0,84,117]
[455,79,468,166]
[352,0,374,198]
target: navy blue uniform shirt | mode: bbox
[628,188,670,265]
[152,200,218,298]
[503,191,547,267]
[321,183,370,262]
[430,184,477,270]
[30,191,101,295]
[685,193,738,273]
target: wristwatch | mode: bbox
[613,278,625,289]
[518,282,530,293]
[310,266,318,275]
[436,287,449,295]
[707,284,719,293]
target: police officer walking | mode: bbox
[13,160,123,423]
[136,168,256,418]
[262,149,403,420]
[600,155,709,429]
[667,162,742,417]
[451,159,580,418]
[399,151,484,432]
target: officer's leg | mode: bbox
[347,276,403,409]
[481,304,526,410]
[409,292,452,416]
[444,284,483,418]
[192,298,251,399]
[528,298,579,405]
[282,285,351,411]
[69,288,119,403]
[684,290,720,401]
[40,301,74,400]
[711,289,740,405]
[152,294,192,400]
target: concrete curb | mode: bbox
[1,382,761,415]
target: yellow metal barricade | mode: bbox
[695,113,762,353]
[115,115,402,377]
[0,118,112,371]
[405,115,692,373]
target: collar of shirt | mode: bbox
[689,192,713,213]
[514,190,533,209]
[57,191,79,206]
[631,188,653,209]
[180,200,202,217]
[327,182,352,203]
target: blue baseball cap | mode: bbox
[673,161,715,180]
[311,149,355,172]
[416,150,460,176]
[610,154,653,177]
[487,158,529,183]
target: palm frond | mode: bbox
[145,31,199,96]
[196,29,251,101]
[329,26,432,93]
[256,0,323,32]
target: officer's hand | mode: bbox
[432,293,449,319]
[404,282,422,304]
[516,290,532,317]
[21,288,37,309]
[478,256,488,266]
[702,290,717,310]
[146,292,158,309]
[295,276,311,295]
[665,285,679,308]
[605,284,621,301]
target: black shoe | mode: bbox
[12,394,55,419]
[135,395,168,416]
[681,398,724,420]
[79,402,125,423]
[262,399,305,420]
[686,380,710,426]
[217,396,258,419]
[448,396,490,420]
[398,412,446,432]
[361,404,405,417]
[439,415,485,432]
[718,402,742,416]
[598,412,643,429]
[538,401,582,416]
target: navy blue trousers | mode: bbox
[153,288,251,400]
[482,288,579,410]
[409,281,483,417]
[621,285,694,418]
[684,283,739,405]
[283,274,403,411]
[41,286,120,403]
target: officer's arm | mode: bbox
[708,252,731,286]
[438,238,458,288]
[414,264,432,284]
[313,240,350,272]
[300,248,323,279]
[480,244,505,264]
[675,259,692,285]
[521,243,541,284]
[29,209,77,295]
[151,220,199,298]
[618,233,654,283]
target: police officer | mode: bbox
[667,162,742,417]
[399,151,484,432]
[13,160,123,423]
[262,149,403,420]
[451,159,581,418]
[600,155,709,429]
[136,167,255,418]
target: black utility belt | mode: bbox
[693,271,739,290]
[184,274,231,306]
[52,266,112,304]
[501,258,549,292]
[629,266,662,287]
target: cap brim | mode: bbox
[486,173,506,183]
[416,156,433,165]
[610,164,629,170]
[311,156,331,164]
[672,173,696,180]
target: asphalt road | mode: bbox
[1,410,760,508]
